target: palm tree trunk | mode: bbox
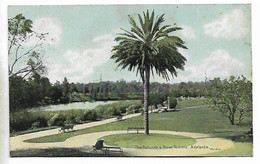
[143,67,150,135]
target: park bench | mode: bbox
[93,139,123,155]
[127,127,144,133]
[59,124,74,133]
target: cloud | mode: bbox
[203,9,249,39]
[23,17,63,46]
[178,49,245,82]
[177,25,196,41]
[46,34,116,83]
[152,49,245,83]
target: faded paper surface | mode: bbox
[1,0,258,163]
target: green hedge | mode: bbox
[10,100,142,133]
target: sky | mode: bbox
[8,4,252,84]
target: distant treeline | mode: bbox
[9,72,208,112]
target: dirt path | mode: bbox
[10,113,141,150]
[10,111,234,156]
[10,130,234,156]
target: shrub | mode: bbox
[106,107,121,116]
[65,115,76,124]
[33,116,48,128]
[127,105,141,114]
[60,96,69,104]
[83,110,97,121]
[149,92,166,109]
[31,121,41,129]
[95,100,142,117]
[48,113,66,126]
[10,111,36,132]
[169,97,178,109]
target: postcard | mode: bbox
[7,4,252,158]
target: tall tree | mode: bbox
[62,77,70,97]
[8,14,47,79]
[111,10,187,134]
[206,76,252,125]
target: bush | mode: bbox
[127,105,141,114]
[95,100,142,117]
[10,100,143,133]
[33,116,48,128]
[31,121,41,129]
[60,96,69,104]
[10,111,36,132]
[149,92,166,109]
[65,115,76,124]
[169,97,178,109]
[106,107,121,116]
[48,113,66,126]
[82,110,97,121]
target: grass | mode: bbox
[21,99,252,156]
[25,106,252,143]
[177,98,205,108]
[10,126,59,137]
[102,133,196,148]
[205,142,253,156]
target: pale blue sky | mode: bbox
[8,4,251,83]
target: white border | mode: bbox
[1,0,259,164]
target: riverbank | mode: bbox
[10,100,142,135]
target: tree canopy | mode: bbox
[8,13,47,79]
[206,75,252,125]
[111,10,187,134]
[111,10,187,82]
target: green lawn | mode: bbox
[23,99,252,156]
[177,98,206,108]
[25,106,251,143]
[102,133,196,148]
[205,142,253,156]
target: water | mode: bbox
[30,100,121,111]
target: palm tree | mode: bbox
[111,10,187,135]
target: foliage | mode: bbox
[126,104,142,114]
[95,100,142,118]
[10,100,142,133]
[206,76,252,125]
[47,113,66,126]
[8,14,47,78]
[25,104,252,144]
[169,96,177,109]
[9,76,30,112]
[82,110,97,121]
[149,92,166,109]
[111,10,187,134]
[9,72,53,112]
[9,72,209,112]
[10,111,50,132]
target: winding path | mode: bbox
[10,111,234,156]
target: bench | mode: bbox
[59,124,74,133]
[93,139,123,155]
[127,127,144,133]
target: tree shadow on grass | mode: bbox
[10,146,124,157]
[211,131,253,143]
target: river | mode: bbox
[30,100,122,111]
